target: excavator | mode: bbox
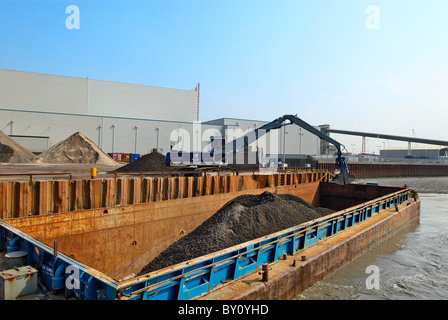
[166,114,355,185]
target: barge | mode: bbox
[0,173,419,300]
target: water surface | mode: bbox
[296,177,448,300]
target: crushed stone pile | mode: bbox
[138,191,334,275]
[0,130,35,163]
[114,151,178,173]
[33,132,118,166]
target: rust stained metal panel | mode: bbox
[0,183,12,219]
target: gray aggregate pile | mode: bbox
[114,151,178,173]
[138,191,334,274]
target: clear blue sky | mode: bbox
[1,0,447,153]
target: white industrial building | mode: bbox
[0,68,331,164]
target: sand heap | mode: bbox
[114,151,178,173]
[0,130,35,163]
[138,191,334,275]
[33,132,118,166]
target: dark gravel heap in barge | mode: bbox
[138,191,334,275]
[113,151,178,173]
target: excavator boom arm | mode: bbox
[219,114,354,184]
[222,114,342,156]
[278,115,343,156]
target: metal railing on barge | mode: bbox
[0,188,411,300]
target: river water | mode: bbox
[296,176,448,300]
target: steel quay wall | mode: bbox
[201,194,420,300]
[318,161,448,178]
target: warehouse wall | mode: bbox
[87,79,197,121]
[0,69,88,115]
[0,69,197,122]
[281,124,320,156]
[100,118,223,155]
